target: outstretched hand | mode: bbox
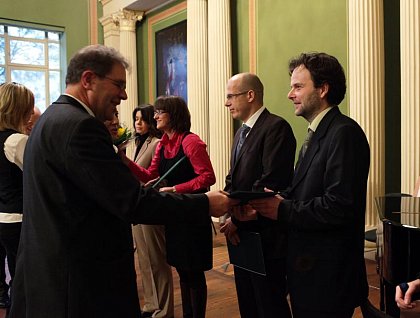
[206,190,239,217]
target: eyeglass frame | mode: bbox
[95,73,127,91]
[154,110,168,116]
[226,90,250,100]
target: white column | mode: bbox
[348,0,385,228]
[187,0,209,143]
[99,15,120,49]
[208,0,233,194]
[112,9,143,158]
[401,0,420,195]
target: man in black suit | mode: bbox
[221,72,296,318]
[9,44,234,318]
[247,53,370,318]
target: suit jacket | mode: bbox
[279,106,370,311]
[134,136,160,169]
[10,95,209,318]
[225,108,296,259]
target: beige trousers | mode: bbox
[132,224,174,317]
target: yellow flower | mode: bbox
[114,125,132,146]
[117,127,126,138]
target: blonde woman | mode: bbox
[0,82,34,308]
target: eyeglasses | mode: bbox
[96,74,126,91]
[226,91,249,100]
[154,110,168,116]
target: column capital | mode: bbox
[112,9,144,32]
[99,14,120,39]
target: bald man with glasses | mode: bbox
[221,72,296,318]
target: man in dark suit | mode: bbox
[248,53,370,318]
[221,72,296,318]
[9,44,234,318]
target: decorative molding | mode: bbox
[147,1,187,102]
[88,0,99,44]
[99,0,112,6]
[99,14,120,40]
[112,9,144,32]
[248,0,257,73]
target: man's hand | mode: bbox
[230,204,257,221]
[220,218,240,245]
[396,279,420,309]
[249,188,283,220]
[206,190,239,217]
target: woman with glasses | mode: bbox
[0,82,35,309]
[130,104,174,318]
[120,96,215,318]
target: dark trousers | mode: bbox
[0,244,8,297]
[291,307,354,318]
[234,258,291,318]
[0,222,21,285]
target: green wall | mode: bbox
[0,0,91,62]
[234,0,348,152]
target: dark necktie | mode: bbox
[300,128,314,159]
[235,124,251,162]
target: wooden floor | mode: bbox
[1,227,419,317]
[162,232,379,318]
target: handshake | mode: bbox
[205,189,283,220]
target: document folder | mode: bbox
[227,231,266,276]
[228,191,276,205]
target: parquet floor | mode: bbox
[1,226,419,317]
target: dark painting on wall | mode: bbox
[155,20,187,102]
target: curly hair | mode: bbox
[288,52,346,106]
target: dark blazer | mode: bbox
[225,108,296,259]
[10,95,210,318]
[280,106,370,312]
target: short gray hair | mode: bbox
[65,45,129,85]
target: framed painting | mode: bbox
[155,20,187,102]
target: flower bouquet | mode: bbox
[114,125,133,149]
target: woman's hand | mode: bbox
[144,177,160,188]
[159,186,176,193]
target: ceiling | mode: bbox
[125,0,171,12]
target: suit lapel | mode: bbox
[231,109,269,172]
[290,107,341,191]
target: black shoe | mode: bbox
[0,294,10,308]
[141,311,154,318]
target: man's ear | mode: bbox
[81,70,95,89]
[319,83,329,99]
[247,90,256,102]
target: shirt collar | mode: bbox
[243,105,266,129]
[309,106,332,132]
[64,93,95,117]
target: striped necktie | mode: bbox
[235,124,251,161]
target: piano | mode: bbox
[375,196,420,317]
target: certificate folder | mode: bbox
[227,231,266,276]
[228,191,276,205]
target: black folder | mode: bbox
[227,231,266,276]
[228,191,276,205]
